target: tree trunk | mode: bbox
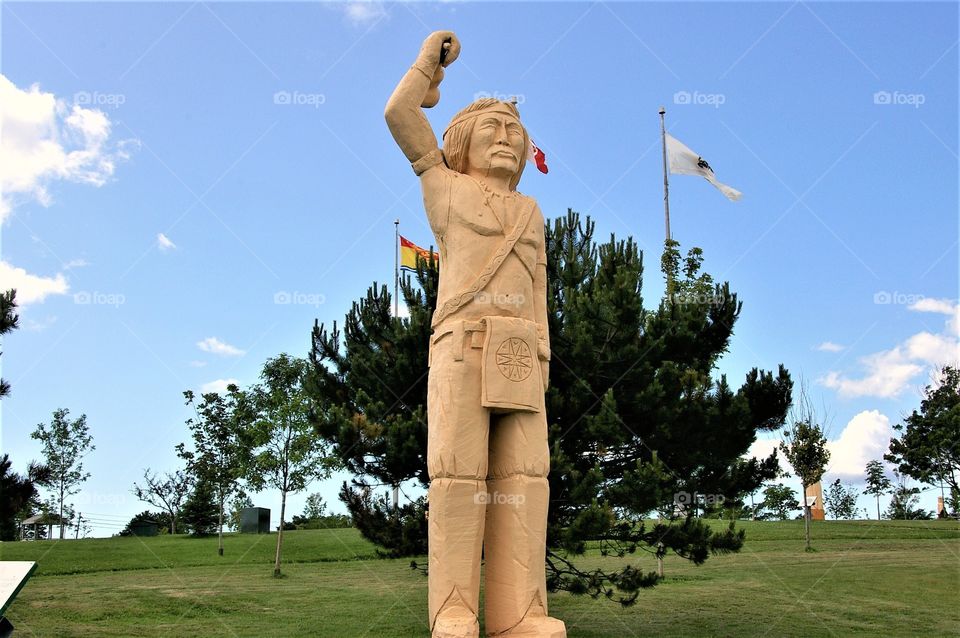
[803,482,811,550]
[171,512,177,536]
[59,483,65,540]
[218,500,224,556]
[876,495,881,521]
[274,491,287,578]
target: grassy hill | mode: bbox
[2,520,958,637]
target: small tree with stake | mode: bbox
[863,460,892,521]
[177,385,254,555]
[779,391,830,550]
[31,408,95,539]
[247,354,334,577]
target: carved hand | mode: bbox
[417,31,461,108]
[417,30,461,68]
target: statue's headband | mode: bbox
[443,102,523,139]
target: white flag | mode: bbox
[665,133,742,202]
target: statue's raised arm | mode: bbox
[384,31,461,164]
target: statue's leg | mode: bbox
[483,410,566,637]
[428,331,489,638]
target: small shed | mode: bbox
[129,520,160,537]
[240,507,271,534]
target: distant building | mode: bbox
[129,520,159,537]
[805,482,825,520]
[240,507,271,534]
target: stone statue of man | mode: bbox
[385,30,566,638]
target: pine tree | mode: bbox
[543,213,790,601]
[0,454,51,541]
[308,211,792,602]
[1,289,19,399]
[307,251,437,556]
[180,477,219,536]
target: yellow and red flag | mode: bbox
[400,235,439,270]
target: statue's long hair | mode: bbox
[441,98,528,191]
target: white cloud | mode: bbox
[909,297,955,315]
[196,336,245,357]
[200,378,239,395]
[816,341,845,353]
[342,1,387,26]
[820,349,924,399]
[746,410,893,481]
[157,233,176,251]
[0,74,137,220]
[820,301,960,398]
[23,315,58,332]
[0,260,69,305]
[62,258,88,270]
[825,410,893,478]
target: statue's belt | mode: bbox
[430,316,543,413]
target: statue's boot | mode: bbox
[483,475,567,638]
[430,477,486,638]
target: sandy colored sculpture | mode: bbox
[385,31,566,638]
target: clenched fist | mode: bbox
[417,31,461,108]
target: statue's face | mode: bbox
[465,113,525,178]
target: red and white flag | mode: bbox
[527,140,548,174]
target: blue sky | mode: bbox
[1,1,957,535]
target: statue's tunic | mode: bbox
[425,168,544,329]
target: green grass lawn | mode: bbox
[2,520,958,637]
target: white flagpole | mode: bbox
[394,219,400,319]
[392,218,400,511]
[659,106,671,242]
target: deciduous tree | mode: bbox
[863,459,892,521]
[779,390,830,550]
[247,354,334,577]
[132,468,192,534]
[885,473,932,520]
[31,408,95,539]
[757,483,800,521]
[824,479,859,520]
[886,367,960,499]
[177,386,254,554]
